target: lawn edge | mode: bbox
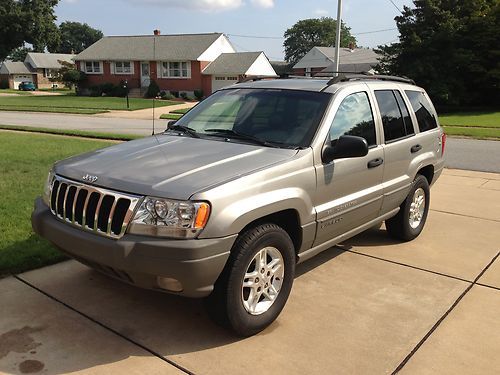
[0,124,141,141]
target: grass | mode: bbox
[0,106,107,114]
[439,111,500,128]
[0,124,141,141]
[0,94,178,112]
[0,131,117,276]
[159,107,191,120]
[438,110,500,139]
[160,113,183,120]
[442,126,500,140]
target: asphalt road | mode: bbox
[445,138,500,173]
[0,111,498,173]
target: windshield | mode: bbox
[174,88,332,148]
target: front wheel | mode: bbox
[385,174,430,241]
[207,223,295,336]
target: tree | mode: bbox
[8,47,33,62]
[283,17,357,64]
[53,22,103,54]
[0,0,60,60]
[376,0,500,107]
[49,60,85,89]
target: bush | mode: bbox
[194,89,203,100]
[145,80,160,98]
[180,92,188,100]
[89,85,103,97]
[170,91,179,98]
[100,82,115,96]
[0,79,9,89]
[160,90,174,100]
[112,80,129,97]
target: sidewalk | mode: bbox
[1,169,499,374]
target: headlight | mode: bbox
[128,197,210,238]
[42,168,55,206]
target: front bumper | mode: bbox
[31,197,236,297]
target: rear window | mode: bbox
[375,90,414,142]
[405,90,438,132]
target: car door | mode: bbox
[313,85,385,247]
[370,84,419,215]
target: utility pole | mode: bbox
[333,0,343,76]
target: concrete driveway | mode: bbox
[1,168,499,374]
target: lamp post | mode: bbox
[333,0,343,77]
[124,80,129,109]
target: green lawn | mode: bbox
[439,111,500,128]
[438,110,500,139]
[0,94,178,113]
[0,124,140,141]
[159,107,191,120]
[0,131,117,276]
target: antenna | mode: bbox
[152,33,157,136]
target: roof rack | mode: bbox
[239,75,279,83]
[319,72,415,91]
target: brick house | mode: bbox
[0,52,75,89]
[292,46,379,76]
[74,32,277,96]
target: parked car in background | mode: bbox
[18,81,36,91]
[32,75,446,337]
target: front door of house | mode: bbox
[141,62,150,87]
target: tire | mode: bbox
[385,174,430,241]
[206,223,295,336]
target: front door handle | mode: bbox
[411,144,422,153]
[367,158,384,169]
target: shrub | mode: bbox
[180,92,188,100]
[145,80,160,98]
[89,85,103,97]
[0,79,9,89]
[112,80,129,97]
[170,91,179,98]
[100,82,115,96]
[194,89,203,100]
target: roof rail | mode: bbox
[320,73,415,91]
[239,75,279,83]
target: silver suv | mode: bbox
[32,75,446,336]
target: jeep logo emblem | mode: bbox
[82,174,98,183]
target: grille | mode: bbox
[49,175,141,239]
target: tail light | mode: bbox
[440,132,447,156]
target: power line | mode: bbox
[387,0,402,13]
[353,27,397,35]
[227,33,283,40]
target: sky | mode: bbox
[55,0,415,61]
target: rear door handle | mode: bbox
[411,144,422,153]
[367,158,384,169]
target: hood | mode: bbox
[55,134,297,200]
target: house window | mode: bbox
[215,77,226,81]
[161,61,190,78]
[115,61,132,74]
[44,69,56,78]
[84,61,101,74]
[227,76,238,81]
[305,67,311,77]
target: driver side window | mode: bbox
[329,92,376,147]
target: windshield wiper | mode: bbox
[166,124,200,138]
[204,128,283,147]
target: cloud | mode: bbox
[313,8,329,16]
[129,0,273,12]
[134,0,244,12]
[251,0,274,8]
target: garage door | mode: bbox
[212,76,239,92]
[13,75,33,89]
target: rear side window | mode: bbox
[405,90,438,132]
[375,90,413,142]
[329,92,376,146]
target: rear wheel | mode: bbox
[386,174,430,241]
[206,223,295,336]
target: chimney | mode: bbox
[153,29,161,36]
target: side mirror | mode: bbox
[322,135,368,163]
[166,120,176,130]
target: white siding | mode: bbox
[197,34,236,62]
[245,53,277,76]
